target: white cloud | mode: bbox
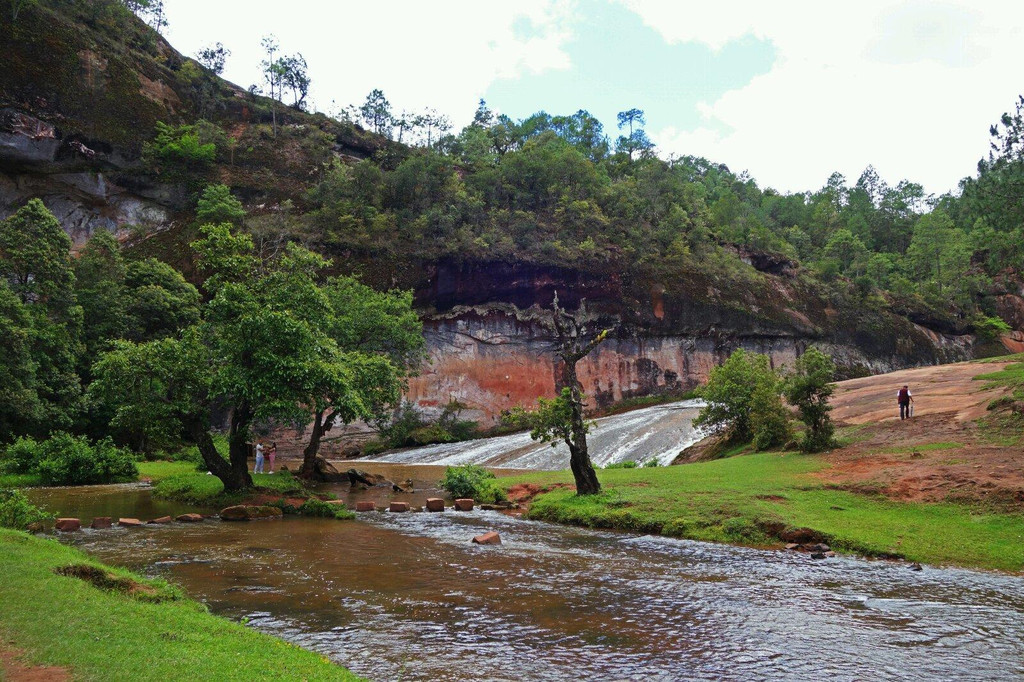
[619,1,1024,194]
[164,0,576,128]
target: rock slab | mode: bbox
[454,499,475,511]
[118,518,143,527]
[355,501,376,512]
[90,517,112,530]
[175,513,203,523]
[148,516,172,524]
[55,518,81,532]
[220,505,284,522]
[389,502,410,513]
[425,498,445,512]
[472,531,501,545]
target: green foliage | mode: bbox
[974,315,1011,341]
[439,463,505,503]
[521,387,587,448]
[298,497,338,518]
[33,433,138,486]
[750,379,792,451]
[694,349,783,443]
[783,348,837,453]
[196,184,245,225]
[603,460,638,469]
[143,121,216,176]
[0,489,51,530]
[2,437,41,474]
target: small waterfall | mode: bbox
[358,400,705,470]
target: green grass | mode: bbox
[0,529,361,681]
[0,472,42,487]
[153,470,308,506]
[874,442,963,454]
[137,460,196,483]
[506,453,1024,572]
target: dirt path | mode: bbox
[818,361,1024,505]
[0,641,71,682]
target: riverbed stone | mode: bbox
[454,499,474,511]
[220,505,284,521]
[90,517,112,530]
[389,501,410,512]
[176,513,203,523]
[779,527,821,544]
[426,498,445,512]
[148,516,172,524]
[118,518,143,527]
[355,501,376,512]
[472,531,501,545]
[55,518,81,532]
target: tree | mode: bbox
[360,89,393,137]
[74,230,126,367]
[260,35,283,136]
[783,347,836,453]
[526,294,609,495]
[122,259,201,342]
[0,282,41,440]
[196,42,230,75]
[905,210,969,296]
[694,349,781,443]
[0,199,82,434]
[197,184,245,225]
[298,277,425,477]
[278,53,310,110]
[616,108,653,160]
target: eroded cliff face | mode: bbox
[395,260,978,423]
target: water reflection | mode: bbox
[38,487,1024,682]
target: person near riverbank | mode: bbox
[267,442,277,474]
[898,385,914,420]
[254,441,265,474]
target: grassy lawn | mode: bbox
[150,467,309,505]
[0,529,362,681]
[0,472,42,487]
[506,452,1024,572]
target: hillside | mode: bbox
[2,0,1024,425]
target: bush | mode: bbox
[750,381,792,451]
[974,314,1011,341]
[783,348,837,453]
[0,489,51,530]
[439,464,504,502]
[2,437,41,474]
[695,349,782,442]
[603,460,638,469]
[298,498,338,518]
[35,433,138,486]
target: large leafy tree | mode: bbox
[0,282,42,439]
[0,199,83,434]
[694,349,782,444]
[783,348,836,453]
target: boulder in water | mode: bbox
[118,518,143,527]
[347,468,389,487]
[176,513,203,523]
[472,531,501,545]
[355,501,376,512]
[220,505,284,521]
[454,499,474,511]
[55,518,80,532]
[425,498,445,512]
[90,517,112,530]
[389,502,410,513]
[148,516,172,524]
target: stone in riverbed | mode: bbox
[175,513,203,523]
[454,499,474,511]
[148,516,172,524]
[118,518,143,527]
[355,501,376,512]
[425,498,445,512]
[389,502,410,513]
[90,517,112,530]
[472,531,501,545]
[220,505,284,521]
[55,518,81,532]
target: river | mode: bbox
[30,482,1024,682]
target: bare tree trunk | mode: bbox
[225,403,254,491]
[300,409,336,477]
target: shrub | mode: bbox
[750,381,792,451]
[974,314,1011,341]
[35,433,138,486]
[439,464,502,501]
[298,498,337,518]
[0,489,51,530]
[783,347,837,453]
[695,349,782,442]
[2,437,41,474]
[642,458,662,468]
[603,460,638,469]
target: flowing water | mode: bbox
[32,484,1024,682]
[358,401,706,469]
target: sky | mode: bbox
[162,0,1024,196]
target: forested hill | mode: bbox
[2,0,1024,420]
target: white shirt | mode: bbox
[255,443,264,455]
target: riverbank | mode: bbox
[505,357,1024,573]
[0,529,362,681]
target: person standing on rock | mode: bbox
[267,442,277,474]
[254,441,265,474]
[897,385,914,420]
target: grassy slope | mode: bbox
[137,461,309,505]
[0,529,362,681]
[507,451,1024,572]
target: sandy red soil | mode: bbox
[0,643,71,682]
[818,361,1023,505]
